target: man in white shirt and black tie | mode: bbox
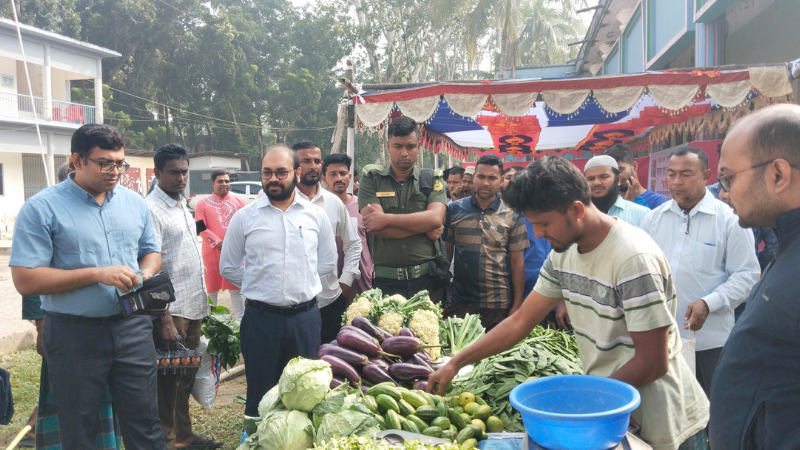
[220,145,337,418]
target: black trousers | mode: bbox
[696,347,723,398]
[240,302,321,417]
[43,313,165,450]
[320,294,348,345]
[373,274,445,303]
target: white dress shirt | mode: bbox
[146,185,208,320]
[296,185,362,308]
[640,189,760,351]
[219,193,337,306]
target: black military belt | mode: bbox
[45,311,127,323]
[374,262,430,281]
[246,299,317,316]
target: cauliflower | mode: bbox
[385,294,407,304]
[408,309,441,359]
[377,310,405,336]
[343,296,372,326]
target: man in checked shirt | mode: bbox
[146,144,221,450]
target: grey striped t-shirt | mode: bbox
[534,220,709,450]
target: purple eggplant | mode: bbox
[399,328,416,337]
[321,354,361,384]
[360,384,371,395]
[389,362,432,381]
[413,379,429,391]
[330,376,346,389]
[340,325,376,341]
[405,353,433,371]
[352,316,393,342]
[368,357,390,370]
[318,345,370,368]
[381,336,445,358]
[329,340,340,347]
[415,351,433,362]
[338,330,399,358]
[362,363,398,386]
[317,344,334,359]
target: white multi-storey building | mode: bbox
[0,17,120,221]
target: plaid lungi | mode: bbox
[35,359,121,450]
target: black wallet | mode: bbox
[118,272,176,317]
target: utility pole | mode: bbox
[346,60,356,193]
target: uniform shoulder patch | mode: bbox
[361,164,384,178]
[433,180,444,191]
[433,169,444,178]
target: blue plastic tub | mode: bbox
[509,375,640,450]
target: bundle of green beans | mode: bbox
[451,326,583,432]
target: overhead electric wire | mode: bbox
[108,87,335,131]
[9,0,51,186]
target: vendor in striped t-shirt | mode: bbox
[428,155,710,450]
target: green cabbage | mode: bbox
[251,410,314,450]
[278,357,332,412]
[312,383,349,429]
[257,385,284,418]
[315,410,377,447]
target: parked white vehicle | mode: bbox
[188,181,262,209]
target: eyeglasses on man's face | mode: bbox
[261,169,294,180]
[86,157,131,174]
[718,160,777,192]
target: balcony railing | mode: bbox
[0,92,95,125]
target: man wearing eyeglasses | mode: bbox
[10,124,165,448]
[220,145,337,419]
[640,147,760,398]
[710,104,800,449]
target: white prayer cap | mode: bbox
[583,155,618,173]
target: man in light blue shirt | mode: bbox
[583,155,650,227]
[10,124,165,449]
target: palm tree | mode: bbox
[517,0,586,68]
[433,0,586,78]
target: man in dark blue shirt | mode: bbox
[605,144,667,209]
[711,104,800,449]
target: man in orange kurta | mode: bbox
[194,170,247,320]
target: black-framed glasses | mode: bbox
[261,169,294,180]
[86,157,130,174]
[718,160,776,192]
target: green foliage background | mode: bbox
[1,0,585,170]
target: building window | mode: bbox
[22,154,49,200]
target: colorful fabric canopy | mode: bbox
[355,66,794,156]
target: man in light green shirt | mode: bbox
[428,155,709,450]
